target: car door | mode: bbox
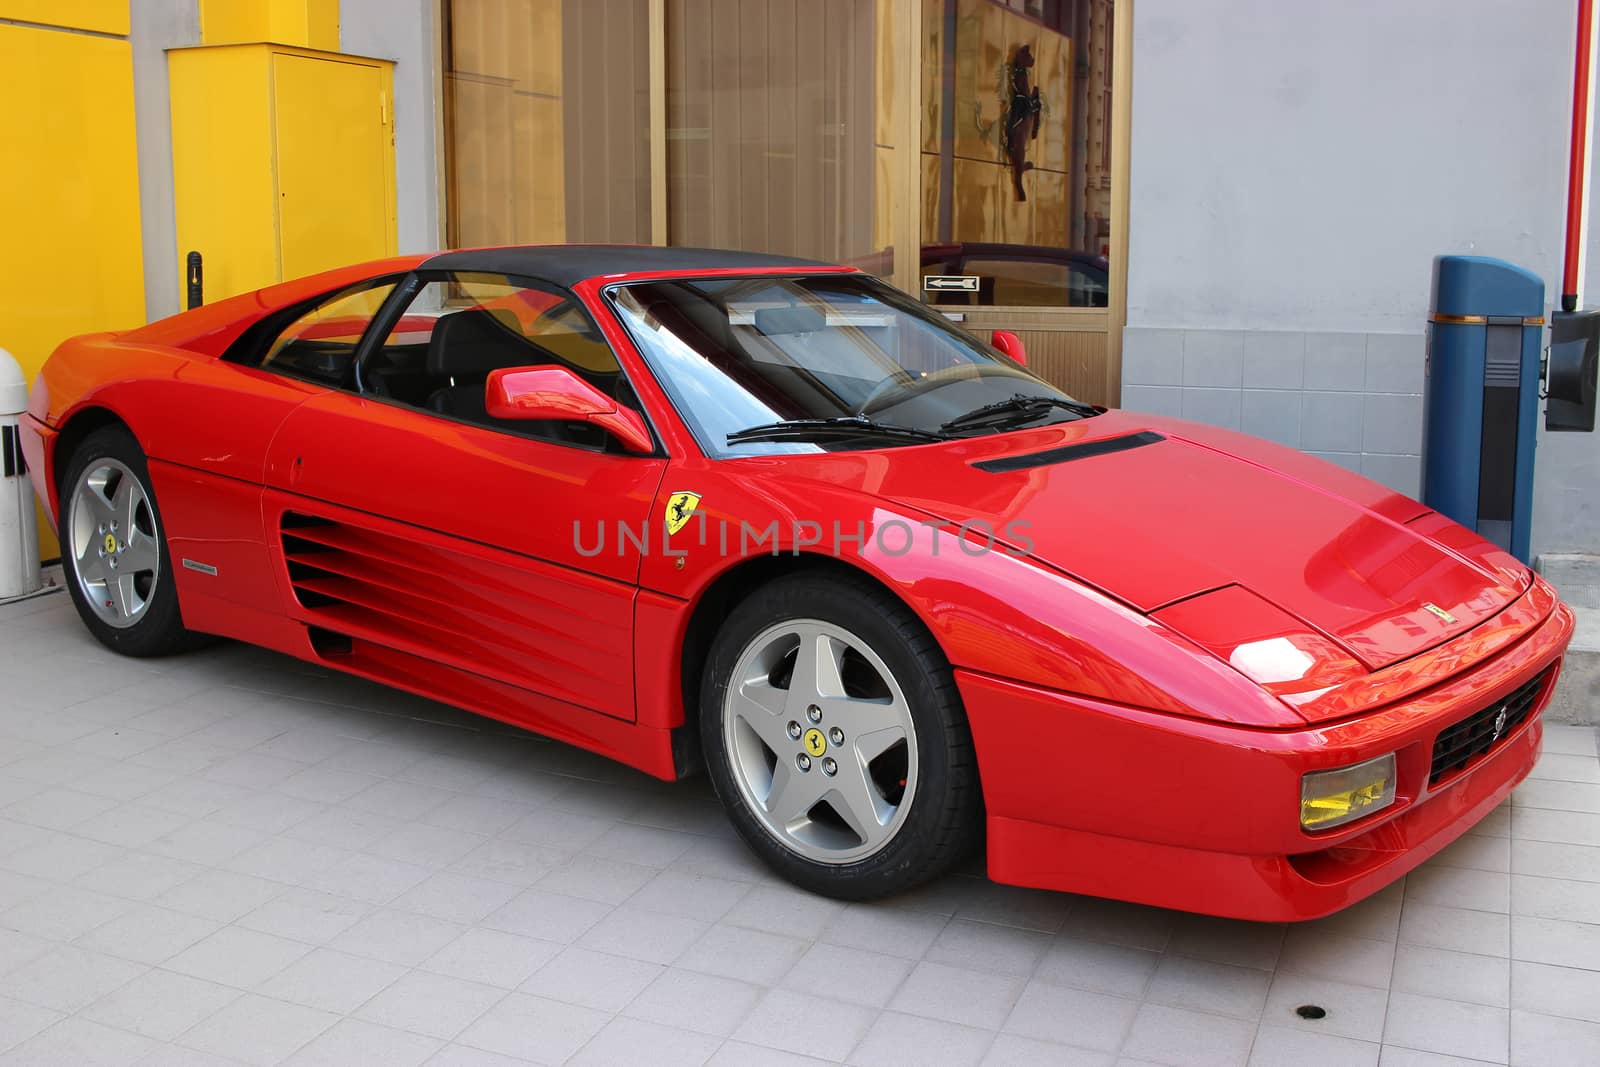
[260,270,667,722]
[147,275,408,636]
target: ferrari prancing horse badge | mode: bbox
[664,491,701,536]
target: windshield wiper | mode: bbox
[938,393,1100,434]
[727,414,950,446]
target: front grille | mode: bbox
[1429,668,1551,785]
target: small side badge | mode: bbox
[663,491,701,536]
[181,559,219,576]
[1422,602,1457,625]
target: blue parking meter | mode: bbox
[1422,256,1544,563]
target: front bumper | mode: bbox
[959,594,1576,921]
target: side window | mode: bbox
[258,280,399,388]
[365,271,630,447]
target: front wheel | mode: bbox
[700,572,982,899]
[59,425,204,657]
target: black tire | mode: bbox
[58,425,207,657]
[700,570,982,899]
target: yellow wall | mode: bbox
[0,0,128,35]
[199,0,340,50]
[171,44,397,303]
[0,21,145,558]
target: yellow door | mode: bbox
[273,53,396,280]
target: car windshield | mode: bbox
[606,273,1095,456]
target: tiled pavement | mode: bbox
[0,590,1597,1067]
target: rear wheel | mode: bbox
[701,572,982,899]
[60,426,203,657]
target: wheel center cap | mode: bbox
[103,533,118,555]
[802,728,828,757]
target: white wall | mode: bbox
[1127,0,1572,333]
[1125,0,1597,559]
[340,0,441,255]
[130,0,202,322]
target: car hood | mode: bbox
[848,412,1525,673]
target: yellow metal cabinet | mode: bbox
[169,44,396,303]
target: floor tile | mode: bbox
[890,959,1026,1030]
[0,1017,156,1067]
[568,1015,720,1067]
[1509,1009,1600,1067]
[1262,973,1389,1042]
[1032,936,1160,999]
[1120,1002,1255,1067]
[623,967,762,1037]
[1399,903,1510,957]
[847,1010,993,1067]
[1391,944,1509,1007]
[356,970,505,1040]
[575,904,708,966]
[780,942,914,1009]
[1166,915,1286,971]
[0,995,63,1054]
[1383,991,1508,1063]
[1508,914,1600,971]
[1002,981,1139,1052]
[164,926,311,989]
[674,922,809,986]
[0,943,146,1013]
[81,969,241,1040]
[456,992,610,1064]
[282,1018,443,1067]
[1248,1023,1379,1067]
[925,917,1050,978]
[76,903,223,964]
[732,988,876,1062]
[421,928,560,989]
[178,993,339,1067]
[1508,960,1600,1024]
[256,947,408,1015]
[519,946,662,1014]
[330,909,467,967]
[6,594,1600,1067]
[980,1033,1113,1066]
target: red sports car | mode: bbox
[22,246,1575,920]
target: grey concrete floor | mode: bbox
[0,589,1597,1066]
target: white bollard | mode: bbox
[0,348,42,599]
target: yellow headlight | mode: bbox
[1300,754,1397,831]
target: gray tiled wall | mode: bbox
[1121,327,1426,498]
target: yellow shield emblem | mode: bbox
[664,491,702,536]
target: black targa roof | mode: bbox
[420,245,834,289]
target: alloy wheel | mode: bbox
[721,618,919,864]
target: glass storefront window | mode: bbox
[665,0,898,277]
[921,0,1116,306]
[442,0,1118,312]
[443,0,900,277]
[444,0,653,247]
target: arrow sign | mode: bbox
[923,275,981,292]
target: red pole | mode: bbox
[1563,0,1596,312]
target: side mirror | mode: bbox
[485,365,654,454]
[991,329,1027,367]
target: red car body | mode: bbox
[22,248,1575,921]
